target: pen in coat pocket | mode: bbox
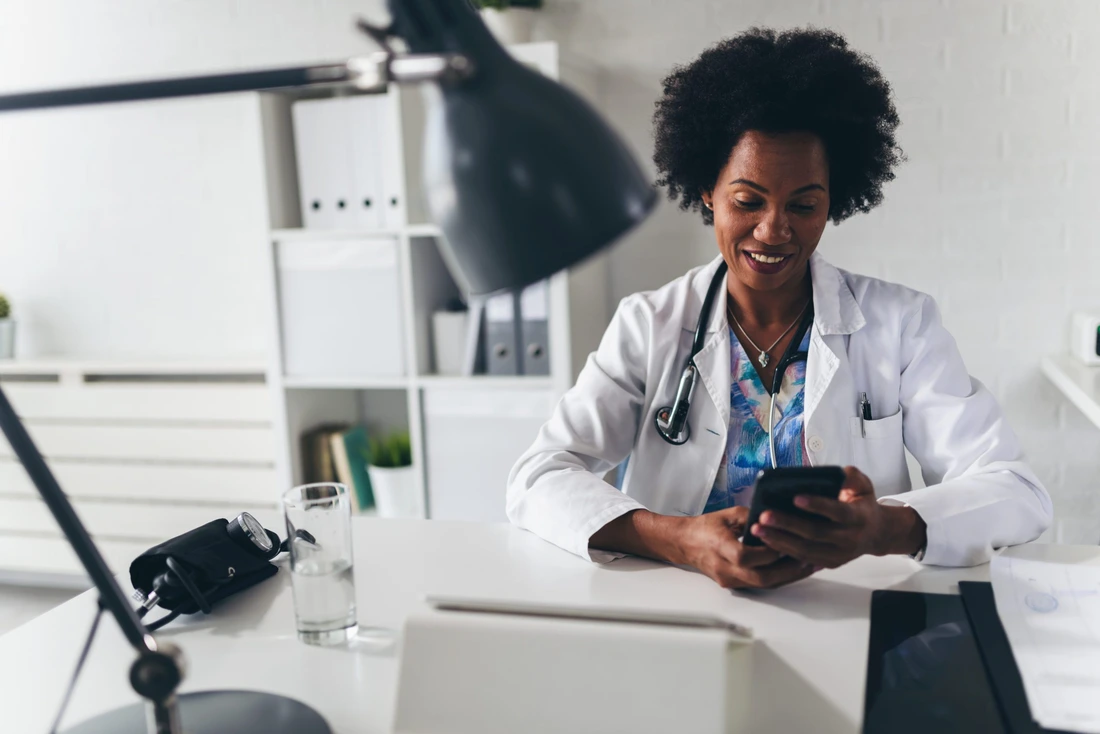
[859,392,872,437]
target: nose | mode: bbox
[754,206,792,246]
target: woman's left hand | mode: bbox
[750,466,927,569]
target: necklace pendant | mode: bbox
[758,351,769,368]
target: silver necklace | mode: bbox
[727,300,810,368]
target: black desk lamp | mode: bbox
[0,1,656,732]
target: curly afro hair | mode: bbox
[653,27,903,226]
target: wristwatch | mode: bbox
[909,542,926,563]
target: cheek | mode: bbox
[717,211,757,243]
[793,214,828,246]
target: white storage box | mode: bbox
[423,387,555,521]
[276,236,406,378]
[430,310,468,376]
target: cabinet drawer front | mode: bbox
[0,497,281,545]
[423,387,555,523]
[0,534,148,576]
[3,384,272,423]
[0,460,279,505]
[0,424,276,464]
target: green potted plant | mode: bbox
[470,0,543,45]
[0,292,14,360]
[364,430,422,518]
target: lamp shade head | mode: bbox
[390,0,657,295]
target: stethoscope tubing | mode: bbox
[656,261,813,471]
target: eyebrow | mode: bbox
[728,178,826,195]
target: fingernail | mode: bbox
[753,525,767,537]
[794,496,809,509]
[812,565,824,573]
[760,512,772,525]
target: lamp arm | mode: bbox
[0,384,187,733]
[0,384,152,652]
[0,51,473,115]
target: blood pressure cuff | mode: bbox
[129,518,279,615]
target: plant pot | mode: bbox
[367,465,423,519]
[480,7,536,45]
[432,310,469,376]
[0,320,14,360]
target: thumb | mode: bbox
[840,466,875,501]
[721,506,750,532]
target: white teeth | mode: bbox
[749,252,786,264]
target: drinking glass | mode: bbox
[282,482,358,645]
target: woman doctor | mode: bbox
[506,28,1052,590]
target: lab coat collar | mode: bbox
[809,252,866,336]
[691,252,866,337]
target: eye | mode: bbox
[734,199,762,210]
[789,202,816,213]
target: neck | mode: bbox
[726,263,812,327]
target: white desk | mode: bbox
[0,518,994,734]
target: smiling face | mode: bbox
[702,130,830,295]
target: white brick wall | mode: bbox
[0,0,1095,540]
[534,0,1100,543]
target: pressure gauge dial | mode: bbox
[228,512,275,556]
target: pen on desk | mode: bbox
[859,392,872,437]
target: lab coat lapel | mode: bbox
[690,257,732,430]
[804,253,866,429]
[694,318,731,430]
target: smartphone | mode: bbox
[741,466,846,546]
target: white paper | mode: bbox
[991,551,1100,733]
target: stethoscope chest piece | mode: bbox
[655,405,690,445]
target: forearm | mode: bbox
[589,509,692,565]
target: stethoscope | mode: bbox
[654,261,814,469]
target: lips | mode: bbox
[742,250,794,275]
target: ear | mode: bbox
[701,190,713,210]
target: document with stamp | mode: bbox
[991,546,1100,733]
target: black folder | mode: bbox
[863,587,1073,734]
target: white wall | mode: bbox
[531,0,1100,542]
[0,1,1096,538]
[0,0,388,360]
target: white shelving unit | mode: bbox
[257,42,611,522]
[1041,355,1100,430]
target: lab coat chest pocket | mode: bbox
[848,410,908,495]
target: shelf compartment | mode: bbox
[1041,355,1100,430]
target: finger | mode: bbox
[792,495,857,524]
[731,542,783,568]
[753,526,850,567]
[842,465,875,496]
[745,557,816,588]
[713,506,750,532]
[762,562,818,589]
[758,510,844,545]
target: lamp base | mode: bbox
[62,690,331,734]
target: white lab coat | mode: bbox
[507,253,1052,567]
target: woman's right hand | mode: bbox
[679,507,817,589]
